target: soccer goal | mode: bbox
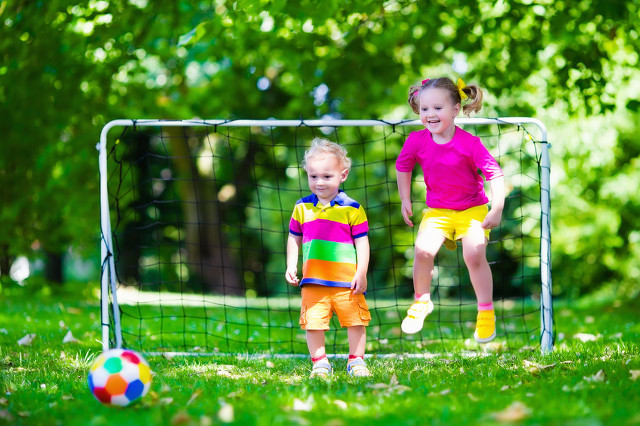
[97,118,553,356]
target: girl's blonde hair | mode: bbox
[301,138,352,171]
[408,77,483,116]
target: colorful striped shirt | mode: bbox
[289,191,368,288]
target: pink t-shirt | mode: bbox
[396,127,503,210]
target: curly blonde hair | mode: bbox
[408,77,483,116]
[301,138,352,171]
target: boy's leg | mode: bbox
[306,330,332,378]
[347,325,366,358]
[346,326,371,376]
[301,285,333,377]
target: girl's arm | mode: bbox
[482,176,505,229]
[285,234,302,285]
[396,170,414,227]
[351,236,370,294]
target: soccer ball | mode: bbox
[87,348,152,406]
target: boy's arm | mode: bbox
[397,170,414,227]
[351,236,370,294]
[482,176,505,229]
[285,233,302,285]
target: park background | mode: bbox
[1,0,640,424]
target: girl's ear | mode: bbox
[340,169,349,183]
[453,102,461,116]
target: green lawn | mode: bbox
[1,282,639,425]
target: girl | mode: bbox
[396,77,505,343]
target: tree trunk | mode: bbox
[165,127,242,295]
[45,251,64,284]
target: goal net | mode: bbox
[98,118,553,356]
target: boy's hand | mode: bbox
[285,267,299,286]
[350,273,367,294]
[482,208,503,230]
[401,199,413,227]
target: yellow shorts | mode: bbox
[418,205,490,250]
[300,285,371,330]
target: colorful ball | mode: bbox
[87,348,152,407]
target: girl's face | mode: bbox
[305,154,348,205]
[418,88,460,141]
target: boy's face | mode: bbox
[305,154,348,204]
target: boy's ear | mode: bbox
[340,169,349,183]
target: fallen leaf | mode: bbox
[0,410,13,422]
[199,415,213,426]
[159,397,174,405]
[493,401,531,422]
[583,369,606,383]
[333,399,348,409]
[574,333,597,342]
[265,361,275,368]
[187,389,202,406]
[170,411,192,425]
[293,396,314,412]
[389,374,399,386]
[629,370,640,381]
[218,403,234,423]
[467,393,479,402]
[62,330,77,344]
[18,334,36,346]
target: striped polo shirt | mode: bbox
[289,191,368,288]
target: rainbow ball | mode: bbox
[87,349,152,407]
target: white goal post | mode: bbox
[97,117,553,354]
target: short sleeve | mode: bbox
[395,132,420,172]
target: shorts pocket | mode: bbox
[299,305,308,327]
[356,297,371,322]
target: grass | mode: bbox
[1,281,640,425]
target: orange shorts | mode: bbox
[299,285,371,330]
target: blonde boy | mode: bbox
[285,138,371,377]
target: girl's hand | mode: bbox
[351,273,367,294]
[401,199,414,227]
[482,208,503,230]
[285,267,299,286]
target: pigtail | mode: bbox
[461,83,483,116]
[407,84,422,115]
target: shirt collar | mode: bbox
[311,190,346,207]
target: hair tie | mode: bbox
[421,79,430,85]
[456,78,468,100]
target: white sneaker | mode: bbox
[401,300,434,334]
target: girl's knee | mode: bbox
[463,248,487,268]
[415,245,437,261]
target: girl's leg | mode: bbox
[462,227,496,343]
[413,228,446,296]
[461,227,492,304]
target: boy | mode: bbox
[285,138,372,377]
